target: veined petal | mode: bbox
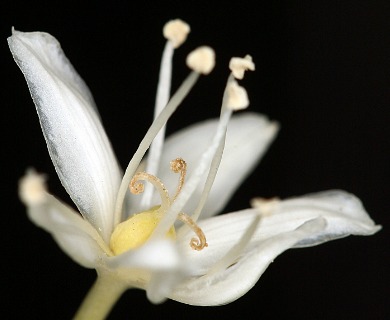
[176,190,380,276]
[171,218,326,305]
[143,112,278,218]
[8,30,121,241]
[272,190,382,247]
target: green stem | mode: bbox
[74,273,127,320]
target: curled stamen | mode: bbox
[130,172,171,213]
[178,212,208,251]
[170,158,187,201]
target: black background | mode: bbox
[1,1,388,319]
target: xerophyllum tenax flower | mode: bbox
[9,19,380,319]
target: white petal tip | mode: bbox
[226,80,249,110]
[229,55,255,79]
[163,19,191,48]
[186,46,215,75]
[19,169,47,206]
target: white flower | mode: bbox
[9,21,380,318]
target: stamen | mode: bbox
[114,70,200,226]
[186,46,216,75]
[170,158,187,201]
[191,74,236,222]
[151,108,233,239]
[163,19,190,48]
[178,212,208,251]
[141,39,174,210]
[229,55,255,80]
[250,197,280,216]
[130,172,171,213]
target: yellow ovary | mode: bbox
[110,207,175,255]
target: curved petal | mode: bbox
[176,190,380,276]
[8,30,121,241]
[272,190,382,247]
[20,175,106,268]
[107,239,181,272]
[133,112,278,217]
[170,218,326,305]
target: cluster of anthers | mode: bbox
[108,19,256,258]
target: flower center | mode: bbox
[109,206,176,255]
[109,158,207,255]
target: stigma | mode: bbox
[109,158,208,255]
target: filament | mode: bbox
[141,41,174,210]
[207,214,261,275]
[114,71,200,226]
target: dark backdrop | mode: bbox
[1,1,388,319]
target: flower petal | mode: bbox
[170,218,326,305]
[106,239,186,303]
[270,190,382,247]
[176,190,380,276]
[8,30,121,241]
[140,112,278,218]
[107,239,181,272]
[22,189,105,268]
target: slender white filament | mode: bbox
[114,71,200,226]
[151,108,233,240]
[140,41,174,210]
[207,214,261,276]
[191,74,235,222]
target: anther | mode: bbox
[186,46,215,75]
[178,212,208,251]
[229,55,255,80]
[163,19,190,48]
[170,158,187,201]
[226,80,249,110]
[250,197,280,216]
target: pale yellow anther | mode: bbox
[163,19,191,48]
[186,46,215,75]
[226,80,249,110]
[19,169,47,206]
[110,207,175,255]
[229,55,255,79]
[250,197,280,216]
